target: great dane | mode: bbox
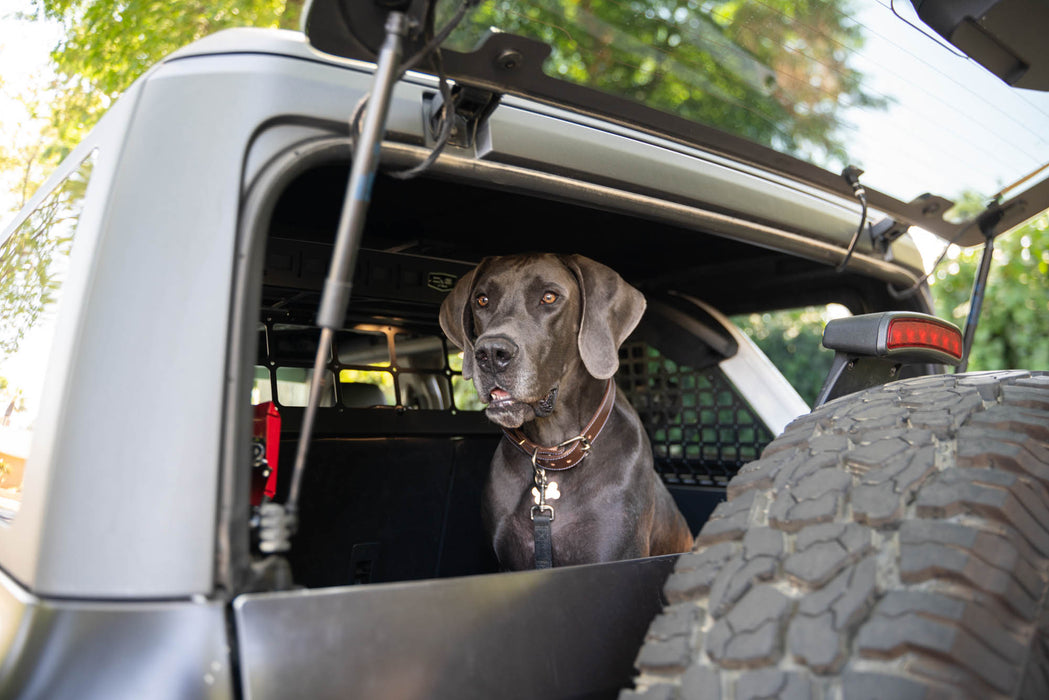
[440,253,693,570]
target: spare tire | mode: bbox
[623,370,1049,700]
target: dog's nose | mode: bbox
[475,336,518,374]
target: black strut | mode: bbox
[260,11,412,555]
[957,219,998,373]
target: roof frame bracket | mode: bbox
[870,216,908,254]
[424,84,501,153]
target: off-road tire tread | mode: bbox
[624,371,1049,699]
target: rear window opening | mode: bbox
[246,152,913,589]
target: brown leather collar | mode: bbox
[502,379,616,471]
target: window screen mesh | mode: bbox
[255,321,772,484]
[616,340,773,486]
[254,320,485,412]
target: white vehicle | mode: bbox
[1,1,1047,697]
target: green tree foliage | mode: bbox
[450,0,883,166]
[930,212,1049,371]
[0,73,63,215]
[0,155,92,357]
[29,0,305,150]
[733,306,838,406]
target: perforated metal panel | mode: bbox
[617,341,773,486]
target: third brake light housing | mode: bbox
[815,312,964,406]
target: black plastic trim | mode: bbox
[234,554,677,699]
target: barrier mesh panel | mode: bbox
[616,340,774,486]
[256,320,476,411]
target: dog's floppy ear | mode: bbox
[564,254,646,379]
[439,259,488,380]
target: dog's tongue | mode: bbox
[490,389,512,403]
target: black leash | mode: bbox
[530,460,556,569]
[532,512,553,570]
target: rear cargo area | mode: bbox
[250,160,834,586]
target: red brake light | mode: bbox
[886,318,963,360]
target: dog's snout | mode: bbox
[474,336,518,374]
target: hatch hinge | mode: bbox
[424,84,501,154]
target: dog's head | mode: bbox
[439,253,645,428]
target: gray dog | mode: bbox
[440,253,693,570]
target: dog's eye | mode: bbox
[540,292,558,305]
[476,294,489,308]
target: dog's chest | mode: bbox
[494,501,602,569]
[487,468,631,569]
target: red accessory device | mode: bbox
[251,402,281,506]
